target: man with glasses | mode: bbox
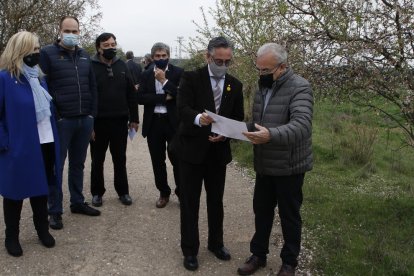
[238,43,313,276]
[89,32,138,207]
[173,36,244,271]
[137,42,183,208]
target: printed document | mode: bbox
[205,110,249,141]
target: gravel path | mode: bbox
[0,122,283,275]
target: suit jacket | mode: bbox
[174,65,244,165]
[126,59,142,85]
[137,64,184,137]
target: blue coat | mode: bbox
[0,70,61,200]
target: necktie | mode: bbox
[211,77,222,113]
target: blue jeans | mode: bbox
[48,115,94,214]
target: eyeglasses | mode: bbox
[106,66,113,78]
[255,63,282,75]
[211,57,232,67]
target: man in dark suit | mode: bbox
[125,51,142,90]
[174,36,244,271]
[137,42,183,208]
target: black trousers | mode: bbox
[42,142,55,188]
[147,114,179,197]
[3,143,53,236]
[250,173,305,267]
[179,149,227,256]
[3,196,49,237]
[90,118,129,197]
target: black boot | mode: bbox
[3,198,23,257]
[31,196,55,248]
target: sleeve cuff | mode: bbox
[194,114,202,127]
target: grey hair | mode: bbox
[207,36,234,55]
[151,42,170,57]
[144,53,152,61]
[257,43,288,64]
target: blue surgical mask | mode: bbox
[61,33,80,47]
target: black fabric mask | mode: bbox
[154,58,169,70]
[259,73,274,89]
[23,53,40,67]
[102,48,117,60]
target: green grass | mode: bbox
[231,99,414,275]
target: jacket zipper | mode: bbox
[71,51,82,114]
[259,90,266,170]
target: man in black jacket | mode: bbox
[125,51,142,90]
[40,16,100,231]
[174,36,244,271]
[137,42,183,208]
[89,33,139,207]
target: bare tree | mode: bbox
[188,0,284,119]
[0,0,102,52]
[190,0,414,146]
[276,0,414,146]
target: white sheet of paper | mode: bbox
[205,110,249,141]
[128,128,137,141]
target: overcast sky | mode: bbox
[98,0,216,58]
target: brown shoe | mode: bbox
[237,255,266,275]
[277,264,295,276]
[156,196,169,208]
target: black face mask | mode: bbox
[23,53,40,67]
[102,48,117,60]
[154,58,169,70]
[259,73,274,89]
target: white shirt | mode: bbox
[154,66,169,114]
[37,116,54,144]
[194,65,225,126]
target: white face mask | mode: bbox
[209,60,228,78]
[61,33,80,47]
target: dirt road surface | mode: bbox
[0,126,284,275]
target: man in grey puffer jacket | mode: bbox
[238,43,313,276]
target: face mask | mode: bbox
[209,61,227,78]
[102,48,117,60]
[61,33,80,47]
[154,58,169,70]
[259,73,274,89]
[23,52,40,67]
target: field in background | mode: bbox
[231,100,414,275]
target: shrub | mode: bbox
[339,124,379,166]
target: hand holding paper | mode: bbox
[242,123,271,144]
[205,110,249,141]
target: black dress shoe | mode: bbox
[277,263,295,276]
[208,246,231,261]
[92,195,102,207]
[156,196,169,208]
[119,194,132,205]
[70,203,101,216]
[237,255,266,275]
[49,214,63,230]
[183,256,198,271]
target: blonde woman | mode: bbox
[0,31,61,256]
